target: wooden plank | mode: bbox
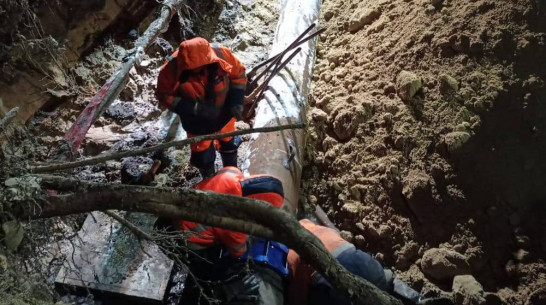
[55,212,173,303]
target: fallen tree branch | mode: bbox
[103,210,153,241]
[0,107,19,134]
[61,0,187,155]
[31,122,305,173]
[13,175,401,305]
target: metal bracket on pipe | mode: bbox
[283,139,296,169]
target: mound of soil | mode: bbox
[303,0,546,302]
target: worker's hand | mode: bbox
[230,105,244,121]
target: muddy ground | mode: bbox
[303,0,546,303]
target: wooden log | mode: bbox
[18,175,402,305]
[61,0,187,157]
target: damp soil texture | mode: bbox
[302,0,546,304]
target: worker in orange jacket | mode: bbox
[287,219,453,305]
[177,166,287,305]
[180,166,283,257]
[155,37,247,178]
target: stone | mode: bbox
[2,220,24,251]
[396,71,422,102]
[440,74,459,94]
[354,235,366,247]
[402,170,433,220]
[421,248,471,281]
[341,201,361,218]
[452,275,486,305]
[348,7,382,33]
[340,230,354,243]
[311,108,328,123]
[333,109,357,141]
[444,131,471,152]
[106,101,135,120]
[514,249,530,262]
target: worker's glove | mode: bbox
[230,104,244,121]
[220,273,260,303]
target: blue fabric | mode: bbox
[310,248,387,305]
[240,176,284,197]
[222,239,289,277]
[190,143,216,168]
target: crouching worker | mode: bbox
[287,219,454,305]
[179,166,288,305]
[155,37,247,178]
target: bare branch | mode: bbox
[13,175,401,305]
[30,123,305,173]
[0,107,19,134]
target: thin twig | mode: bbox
[103,210,153,241]
[30,122,305,173]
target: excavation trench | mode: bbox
[2,0,322,303]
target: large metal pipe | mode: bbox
[242,0,320,214]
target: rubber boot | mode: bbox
[199,164,216,180]
[220,151,238,168]
[385,270,422,305]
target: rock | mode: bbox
[341,201,361,218]
[340,230,354,243]
[452,275,486,305]
[354,235,366,247]
[440,74,459,94]
[402,170,433,220]
[375,252,385,264]
[332,109,357,141]
[396,71,422,102]
[525,287,546,305]
[421,248,471,281]
[348,7,382,33]
[106,102,135,120]
[2,220,24,251]
[311,108,328,123]
[514,249,530,262]
[444,131,471,152]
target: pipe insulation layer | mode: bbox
[243,0,320,214]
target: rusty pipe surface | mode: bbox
[242,0,320,215]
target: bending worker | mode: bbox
[155,37,247,178]
[180,166,287,305]
[287,219,453,305]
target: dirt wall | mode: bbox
[303,0,546,303]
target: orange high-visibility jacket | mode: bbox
[179,167,284,257]
[155,38,247,135]
[286,219,352,305]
